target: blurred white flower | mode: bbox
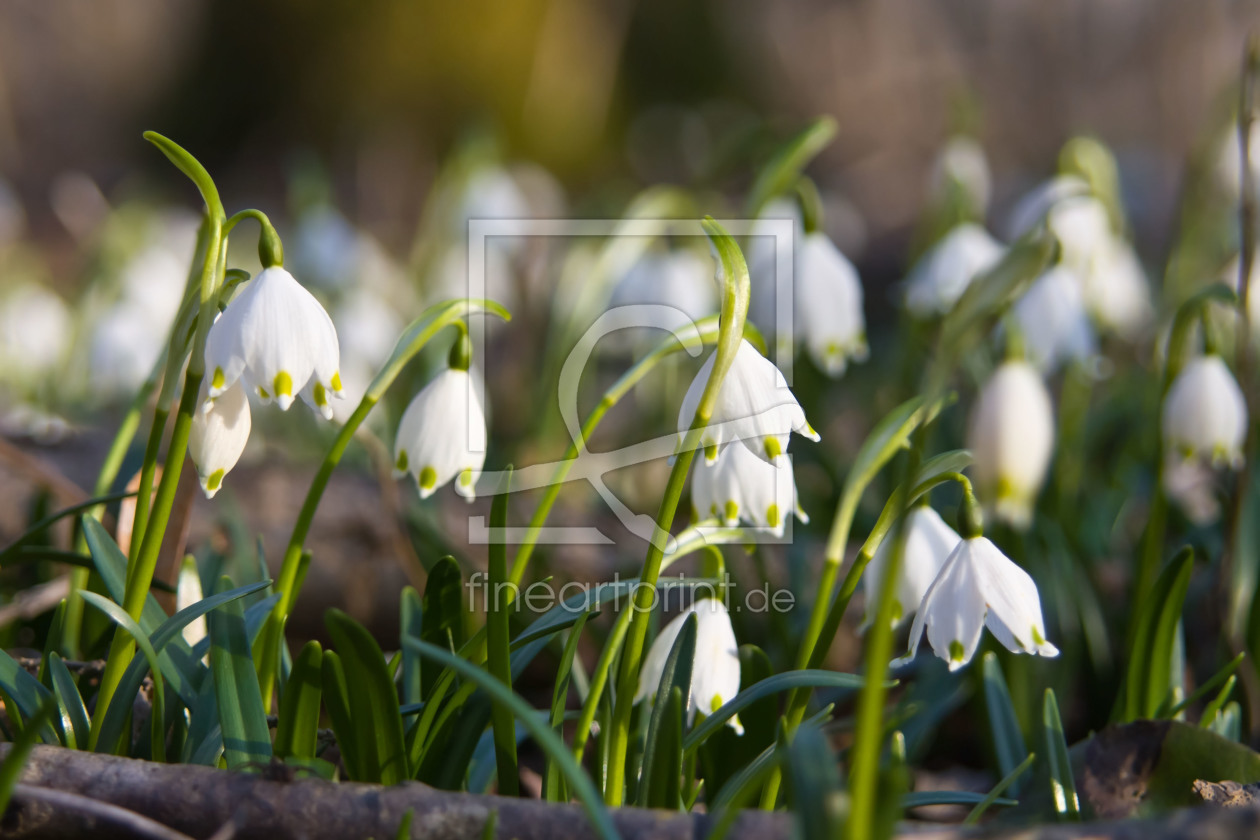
[393,367,487,501]
[333,287,406,374]
[0,284,71,380]
[1163,453,1223,526]
[204,266,343,417]
[904,223,1005,318]
[88,305,162,398]
[967,360,1055,528]
[895,536,1059,671]
[118,245,188,329]
[1215,122,1260,202]
[1004,175,1090,241]
[691,443,807,537]
[862,505,961,631]
[634,597,743,733]
[432,243,518,318]
[189,380,251,499]
[609,248,719,343]
[929,136,992,217]
[678,339,819,465]
[796,231,867,377]
[1011,267,1097,373]
[1080,237,1153,339]
[291,206,361,290]
[176,556,207,648]
[1162,354,1247,469]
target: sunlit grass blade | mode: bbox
[274,640,323,761]
[206,577,271,769]
[964,752,1035,824]
[1200,675,1238,730]
[485,469,519,797]
[405,637,619,840]
[1208,701,1243,740]
[1120,547,1193,721]
[46,653,90,750]
[325,609,408,784]
[745,116,837,217]
[401,587,423,706]
[544,614,589,803]
[684,670,871,754]
[639,614,696,808]
[0,650,62,745]
[321,650,361,779]
[0,491,135,564]
[1160,652,1244,719]
[982,652,1029,794]
[1043,689,1079,820]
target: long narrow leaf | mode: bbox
[0,650,61,745]
[322,651,361,779]
[325,610,408,784]
[46,653,90,750]
[982,652,1029,794]
[207,577,271,769]
[79,591,166,759]
[639,615,696,807]
[274,641,323,760]
[1043,688,1080,820]
[485,470,519,796]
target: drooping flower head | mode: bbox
[967,360,1055,528]
[393,332,487,501]
[204,265,343,418]
[678,339,819,465]
[862,505,961,630]
[189,379,251,499]
[691,443,808,537]
[796,231,867,377]
[635,597,743,734]
[1162,354,1247,469]
[1010,266,1097,373]
[904,223,1005,318]
[895,535,1059,671]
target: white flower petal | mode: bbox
[862,505,961,630]
[904,224,1005,318]
[796,232,866,378]
[1162,355,1247,468]
[394,368,488,501]
[189,379,251,499]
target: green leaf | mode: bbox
[857,449,975,558]
[485,469,519,797]
[0,700,57,815]
[420,557,466,699]
[982,652,1030,795]
[783,721,847,840]
[79,591,167,759]
[404,637,618,840]
[1120,547,1193,721]
[684,670,872,754]
[639,614,696,808]
[746,116,838,217]
[510,580,636,649]
[0,491,135,565]
[274,640,323,761]
[1200,675,1238,730]
[544,614,588,803]
[401,587,423,706]
[325,609,409,784]
[142,131,224,221]
[321,650,360,779]
[0,650,61,745]
[1161,652,1244,719]
[46,653,90,751]
[904,790,1018,808]
[964,752,1035,824]
[1043,688,1080,820]
[207,577,272,769]
[94,580,270,757]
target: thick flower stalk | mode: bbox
[393,332,487,501]
[1162,354,1248,468]
[861,504,959,630]
[204,265,343,417]
[188,380,251,498]
[904,223,1005,318]
[690,442,808,537]
[634,597,743,733]
[677,338,818,464]
[967,360,1055,528]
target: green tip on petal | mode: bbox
[949,640,966,662]
[764,437,782,459]
[330,371,342,392]
[205,469,224,493]
[1032,625,1047,646]
[419,466,438,491]
[395,450,409,473]
[710,694,723,714]
[313,382,328,407]
[273,371,293,398]
[723,500,739,522]
[766,503,780,529]
[211,367,225,390]
[704,442,718,462]
[458,468,474,487]
[258,385,270,399]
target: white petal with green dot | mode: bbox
[203,266,342,417]
[189,379,251,500]
[1162,354,1247,470]
[677,339,818,466]
[393,367,487,502]
[690,443,807,537]
[795,231,867,378]
[861,505,961,631]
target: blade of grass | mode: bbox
[485,469,519,796]
[206,577,271,769]
[1043,689,1079,820]
[639,615,696,807]
[964,752,1035,824]
[274,640,323,760]
[79,591,166,759]
[46,653,90,750]
[325,610,408,784]
[982,652,1029,794]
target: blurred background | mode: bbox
[1,0,1259,650]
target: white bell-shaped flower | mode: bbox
[1079,236,1153,339]
[204,266,343,416]
[189,380,251,499]
[1011,267,1097,373]
[796,231,867,377]
[393,366,487,501]
[1162,354,1247,469]
[609,248,719,347]
[967,361,1055,528]
[1004,175,1090,241]
[904,223,1006,318]
[634,597,743,733]
[895,536,1058,671]
[691,443,808,537]
[929,136,992,217]
[678,339,819,465]
[0,284,71,382]
[862,505,961,630]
